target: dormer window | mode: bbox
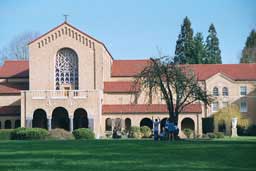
[213,87,219,96]
[222,87,229,96]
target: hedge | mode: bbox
[72,128,95,140]
[0,129,13,140]
[128,126,141,139]
[10,128,49,140]
[140,126,151,138]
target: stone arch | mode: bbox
[125,118,131,131]
[55,47,79,90]
[114,118,122,131]
[52,107,70,131]
[181,117,195,131]
[15,120,21,128]
[73,108,88,130]
[160,118,168,132]
[32,109,47,129]
[140,118,153,129]
[5,120,12,129]
[105,118,112,131]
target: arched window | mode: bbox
[55,48,78,90]
[213,87,219,96]
[5,120,12,129]
[222,87,229,96]
[105,118,112,131]
[125,118,131,131]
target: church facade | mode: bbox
[0,22,255,138]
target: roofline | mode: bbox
[28,21,113,59]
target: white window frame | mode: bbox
[240,100,248,113]
[240,86,247,96]
[212,102,219,112]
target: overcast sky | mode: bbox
[0,0,255,63]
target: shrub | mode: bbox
[214,132,225,138]
[247,125,256,136]
[206,132,216,139]
[48,128,74,140]
[72,128,95,140]
[183,128,193,138]
[140,126,151,138]
[202,134,210,139]
[128,126,141,139]
[11,128,48,140]
[0,129,13,140]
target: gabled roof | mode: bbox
[104,81,140,93]
[28,22,113,59]
[112,60,150,77]
[0,83,29,94]
[0,61,29,78]
[102,104,201,114]
[189,64,256,81]
[111,60,256,81]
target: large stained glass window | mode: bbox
[55,48,78,90]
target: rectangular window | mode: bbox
[212,102,219,112]
[240,86,247,96]
[240,100,247,112]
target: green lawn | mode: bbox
[0,137,256,171]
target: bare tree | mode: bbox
[134,56,212,125]
[0,32,39,61]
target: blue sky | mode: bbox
[0,0,255,63]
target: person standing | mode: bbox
[152,117,160,141]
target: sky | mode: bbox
[0,0,255,64]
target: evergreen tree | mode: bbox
[174,17,194,64]
[240,29,256,63]
[205,24,222,64]
[193,32,207,64]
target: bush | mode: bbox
[247,125,256,136]
[48,128,74,140]
[140,126,152,138]
[72,128,95,140]
[183,128,193,138]
[11,128,48,140]
[206,132,216,139]
[214,132,225,138]
[0,129,13,140]
[128,126,141,139]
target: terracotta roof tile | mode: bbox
[0,83,29,94]
[0,106,20,116]
[104,81,139,93]
[102,104,201,114]
[0,61,29,78]
[111,60,256,81]
[112,60,150,77]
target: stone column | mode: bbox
[26,117,32,128]
[88,118,94,130]
[121,119,125,131]
[47,118,52,131]
[69,117,73,132]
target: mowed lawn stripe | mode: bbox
[0,139,255,171]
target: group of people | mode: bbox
[153,117,179,141]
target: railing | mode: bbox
[29,90,89,100]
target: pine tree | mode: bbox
[193,32,207,64]
[205,24,222,64]
[240,29,256,63]
[174,17,194,64]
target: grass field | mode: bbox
[0,137,256,171]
